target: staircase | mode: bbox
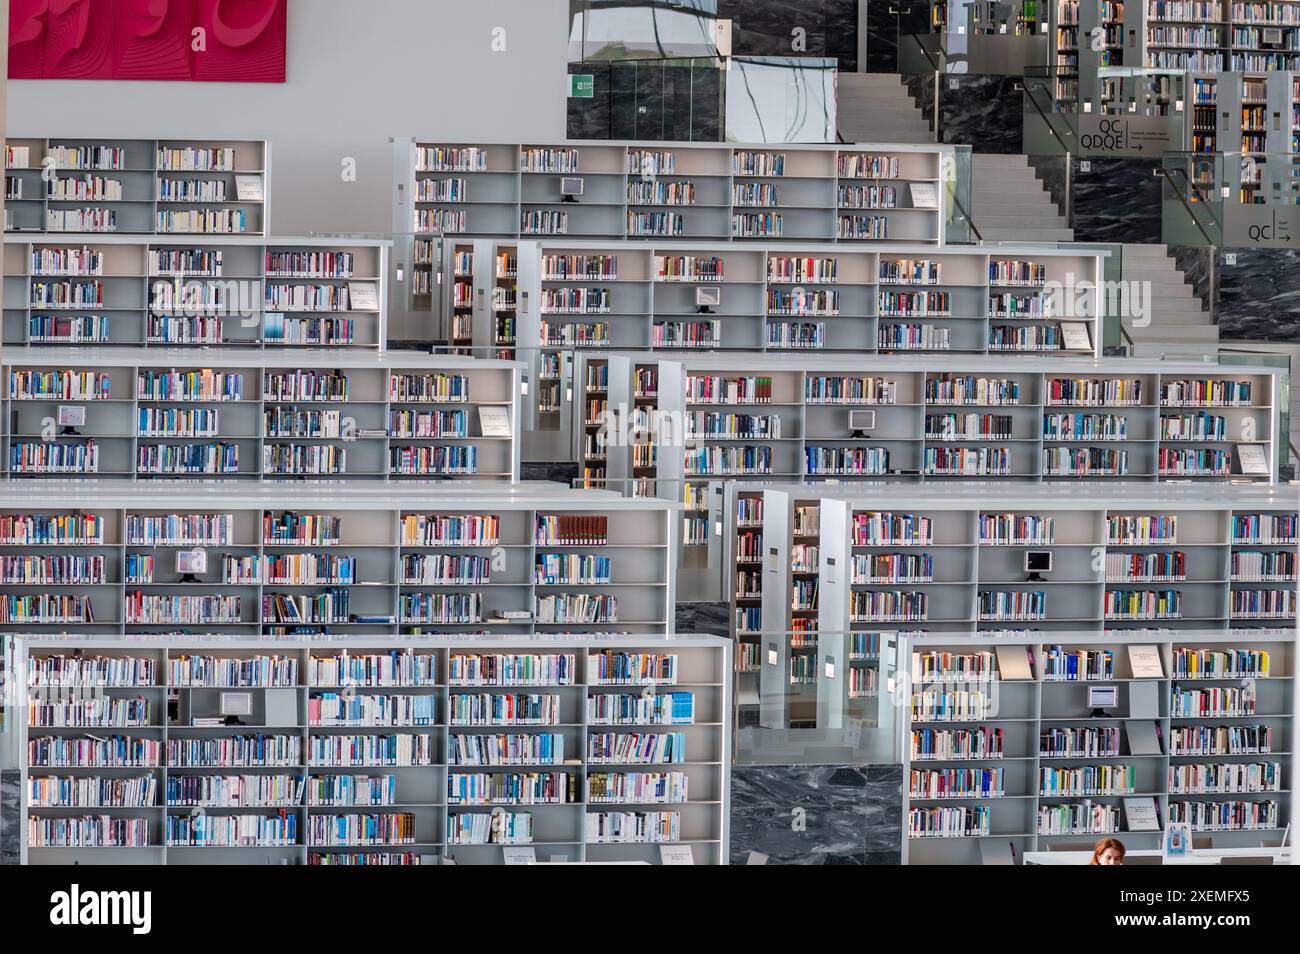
[969,154,1073,242]
[1118,243,1219,357]
[836,73,932,143]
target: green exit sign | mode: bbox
[569,74,594,98]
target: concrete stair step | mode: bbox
[974,215,1069,228]
[977,227,1076,240]
[1126,325,1219,341]
[972,155,1029,166]
[1149,317,1216,328]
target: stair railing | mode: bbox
[903,31,943,144]
[948,185,985,244]
[1153,166,1221,248]
[1015,77,1076,154]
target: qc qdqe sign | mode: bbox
[1077,116,1171,157]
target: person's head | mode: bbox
[1090,838,1126,865]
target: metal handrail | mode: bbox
[1154,167,1219,247]
[1164,164,1223,232]
[907,29,944,75]
[902,32,943,144]
[948,186,985,244]
[1118,323,1136,354]
[1015,79,1075,152]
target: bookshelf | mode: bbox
[397,140,949,247]
[518,243,1105,458]
[14,633,729,865]
[1051,2,1129,113]
[4,138,268,237]
[752,484,1297,638]
[579,355,1280,605]
[0,349,521,481]
[901,631,1293,863]
[730,485,1297,734]
[1126,2,1300,74]
[0,483,676,639]
[3,236,390,350]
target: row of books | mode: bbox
[309,694,437,727]
[1231,551,1295,581]
[1,554,105,585]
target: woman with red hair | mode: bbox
[1090,838,1126,865]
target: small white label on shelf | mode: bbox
[235,175,264,201]
[660,845,695,865]
[1238,444,1270,476]
[348,282,380,312]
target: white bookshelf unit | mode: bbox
[395,140,950,249]
[3,236,389,350]
[0,483,676,639]
[516,243,1105,459]
[14,633,729,865]
[582,354,1281,604]
[729,484,1298,734]
[4,138,268,237]
[587,354,1280,492]
[902,631,1294,864]
[0,349,521,481]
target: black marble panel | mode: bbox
[0,770,17,865]
[520,463,581,484]
[1216,247,1300,341]
[863,0,928,73]
[691,64,725,140]
[567,62,615,140]
[1029,155,1069,219]
[729,763,903,864]
[904,72,937,131]
[940,74,1022,153]
[720,0,860,71]
[1170,246,1214,316]
[675,601,729,635]
[634,61,669,139]
[1071,158,1161,244]
[611,60,639,140]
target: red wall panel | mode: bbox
[112,0,195,80]
[8,0,50,78]
[8,0,286,81]
[193,0,286,83]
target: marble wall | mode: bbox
[1071,158,1162,244]
[729,764,903,864]
[1028,155,1069,218]
[0,771,17,865]
[567,61,723,141]
[1170,246,1215,317]
[720,0,860,71]
[520,462,581,483]
[1216,248,1300,341]
[939,74,1022,153]
[676,601,730,636]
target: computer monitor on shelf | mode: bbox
[57,405,86,435]
[561,177,584,202]
[696,286,721,314]
[177,548,208,584]
[849,410,876,438]
[1087,685,1117,718]
[1025,550,1053,582]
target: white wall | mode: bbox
[5,0,569,234]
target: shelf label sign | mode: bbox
[1077,116,1171,156]
[1227,207,1298,247]
[569,74,595,98]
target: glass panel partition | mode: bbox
[724,57,838,144]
